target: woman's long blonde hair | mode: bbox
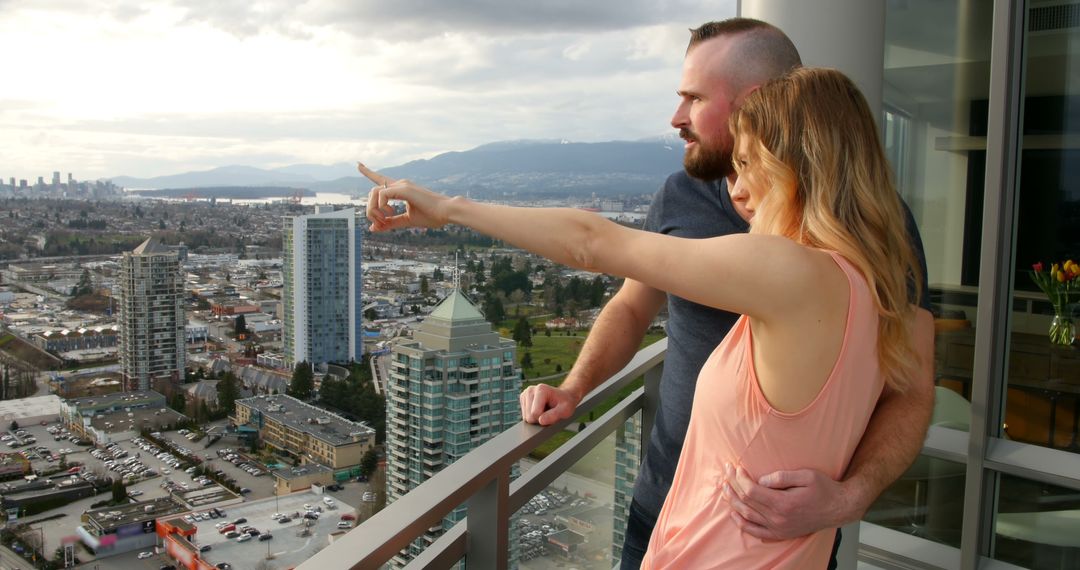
[731,67,922,392]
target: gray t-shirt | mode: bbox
[631,170,930,519]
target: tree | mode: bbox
[217,372,239,414]
[9,420,17,431]
[521,351,533,370]
[482,294,505,323]
[364,307,378,321]
[512,316,532,347]
[360,449,378,477]
[288,361,314,400]
[170,392,187,414]
[70,268,93,297]
[111,479,127,503]
[234,314,247,336]
[420,275,429,296]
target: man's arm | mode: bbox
[724,307,936,539]
[520,278,665,425]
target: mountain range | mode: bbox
[111,137,686,198]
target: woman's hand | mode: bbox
[357,162,453,231]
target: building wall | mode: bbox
[118,247,185,391]
[234,396,374,470]
[384,296,522,567]
[282,208,363,369]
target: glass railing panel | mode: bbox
[864,455,966,548]
[992,473,1080,569]
[515,425,623,569]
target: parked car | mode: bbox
[258,533,273,541]
[337,521,353,529]
[138,551,153,559]
[340,514,356,521]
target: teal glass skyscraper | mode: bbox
[385,289,522,567]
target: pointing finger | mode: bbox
[357,162,395,187]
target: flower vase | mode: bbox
[1048,314,1076,346]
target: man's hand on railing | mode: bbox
[519,384,581,426]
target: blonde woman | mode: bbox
[361,67,931,568]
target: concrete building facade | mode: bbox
[234,394,375,472]
[282,207,363,370]
[118,237,185,391]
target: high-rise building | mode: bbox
[118,237,185,392]
[612,415,642,561]
[384,289,522,567]
[282,207,362,370]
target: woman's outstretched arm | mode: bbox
[360,163,821,323]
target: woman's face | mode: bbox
[728,135,769,223]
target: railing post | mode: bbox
[640,363,663,461]
[465,469,509,569]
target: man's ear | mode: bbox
[733,83,762,109]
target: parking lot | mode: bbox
[171,490,362,569]
[5,419,385,568]
[148,427,277,500]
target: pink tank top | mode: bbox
[641,251,884,569]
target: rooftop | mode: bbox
[64,390,165,411]
[237,394,374,446]
[427,288,486,323]
[85,496,187,531]
[0,395,61,421]
[131,237,175,255]
[271,462,333,480]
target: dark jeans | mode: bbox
[619,498,843,569]
[619,498,657,570]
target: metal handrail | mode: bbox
[298,339,666,570]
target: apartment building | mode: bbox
[384,289,522,567]
[282,207,363,370]
[118,237,185,391]
[234,394,375,472]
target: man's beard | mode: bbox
[682,130,733,181]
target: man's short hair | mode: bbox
[688,18,802,94]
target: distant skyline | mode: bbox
[0,1,735,180]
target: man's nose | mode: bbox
[671,101,689,129]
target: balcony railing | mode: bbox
[299,339,667,570]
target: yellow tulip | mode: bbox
[1056,269,1066,283]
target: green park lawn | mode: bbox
[517,324,666,464]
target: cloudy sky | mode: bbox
[0,0,736,180]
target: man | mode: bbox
[518,18,936,569]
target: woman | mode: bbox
[361,67,923,568]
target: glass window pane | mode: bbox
[866,0,994,545]
[993,474,1080,568]
[1003,1,1080,452]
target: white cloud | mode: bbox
[0,0,736,179]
